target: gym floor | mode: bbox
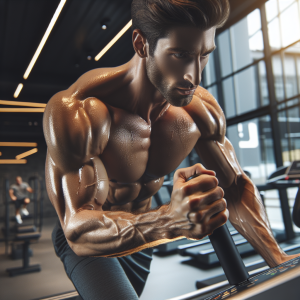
[0,217,267,300]
[1,188,300,300]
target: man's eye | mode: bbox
[201,53,210,58]
[174,53,187,58]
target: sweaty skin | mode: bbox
[44,26,296,266]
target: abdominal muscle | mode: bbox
[103,175,165,213]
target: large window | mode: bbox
[227,116,276,185]
[204,9,269,119]
[203,0,300,235]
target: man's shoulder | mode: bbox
[43,70,112,170]
[193,86,224,115]
[185,86,226,139]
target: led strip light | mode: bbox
[0,100,46,107]
[16,148,38,160]
[12,0,67,99]
[0,108,45,112]
[0,142,37,147]
[23,0,67,79]
[0,159,27,164]
[95,19,132,61]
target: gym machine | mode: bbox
[169,161,300,299]
[2,176,44,276]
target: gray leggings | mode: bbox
[52,221,153,300]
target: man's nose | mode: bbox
[183,60,201,87]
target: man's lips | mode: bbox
[176,87,197,95]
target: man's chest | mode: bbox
[100,105,201,183]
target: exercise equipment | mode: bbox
[177,162,300,266]
[169,161,300,299]
[2,176,44,276]
[168,256,300,300]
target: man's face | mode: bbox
[16,176,22,185]
[146,26,216,107]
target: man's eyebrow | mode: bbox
[167,45,217,54]
[202,45,217,55]
[167,47,190,52]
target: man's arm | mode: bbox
[191,88,297,267]
[44,89,227,257]
[26,185,33,193]
[9,189,17,201]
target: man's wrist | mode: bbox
[142,204,185,242]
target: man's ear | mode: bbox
[132,29,148,58]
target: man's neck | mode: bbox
[127,54,168,125]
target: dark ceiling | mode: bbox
[0,0,266,140]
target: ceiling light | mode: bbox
[95,19,132,61]
[23,0,67,79]
[0,159,27,164]
[14,83,23,98]
[0,142,37,147]
[0,108,45,112]
[0,100,46,108]
[16,148,38,160]
[102,25,107,30]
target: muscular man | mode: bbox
[43,0,299,299]
[9,176,33,224]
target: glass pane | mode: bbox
[272,54,285,101]
[222,77,236,118]
[227,115,276,185]
[258,61,270,106]
[286,98,300,107]
[207,84,218,100]
[278,0,296,12]
[233,62,269,115]
[203,52,216,86]
[217,29,233,77]
[249,30,264,60]
[268,17,281,50]
[283,51,298,98]
[280,2,300,47]
[231,18,264,71]
[247,9,261,36]
[296,54,300,92]
[278,107,300,164]
[266,0,279,22]
[264,189,285,231]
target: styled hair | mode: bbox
[131,0,230,55]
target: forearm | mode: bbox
[9,190,15,200]
[65,204,186,257]
[225,175,286,267]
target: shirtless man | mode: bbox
[43,0,299,299]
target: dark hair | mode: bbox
[131,0,230,55]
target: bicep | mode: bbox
[46,153,109,227]
[194,137,243,188]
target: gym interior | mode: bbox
[0,0,300,299]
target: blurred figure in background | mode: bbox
[9,176,33,224]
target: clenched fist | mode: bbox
[167,163,229,240]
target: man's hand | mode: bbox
[168,163,228,240]
[11,196,17,201]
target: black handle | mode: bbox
[186,174,249,285]
[209,224,249,285]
